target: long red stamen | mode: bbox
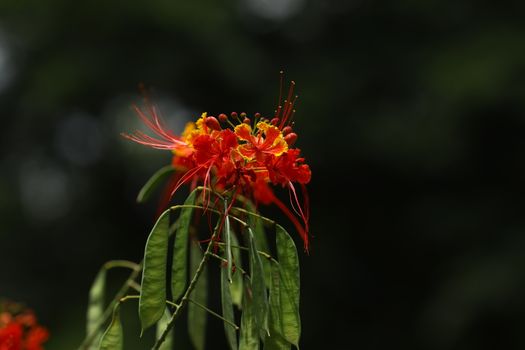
[288,181,309,235]
[301,183,310,223]
[276,70,284,117]
[271,193,309,252]
[279,81,296,128]
[170,163,209,198]
[122,104,186,150]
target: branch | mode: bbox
[187,298,239,330]
[77,263,142,350]
[152,231,218,349]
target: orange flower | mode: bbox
[0,301,49,350]
[235,122,288,162]
[123,78,312,250]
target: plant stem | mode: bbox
[103,260,141,271]
[224,199,233,283]
[170,204,249,227]
[165,300,179,308]
[187,298,239,330]
[128,280,142,293]
[215,242,279,264]
[208,252,248,275]
[77,264,142,350]
[152,231,217,350]
[230,206,276,226]
[119,295,140,302]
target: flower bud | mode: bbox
[243,118,251,124]
[271,117,280,125]
[284,132,297,146]
[254,112,261,119]
[218,113,228,122]
[282,126,293,136]
[205,116,221,131]
[240,112,247,119]
[231,112,238,118]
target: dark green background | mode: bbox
[1,0,525,349]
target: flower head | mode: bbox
[235,122,288,161]
[0,300,49,350]
[123,77,312,250]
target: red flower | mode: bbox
[0,302,49,350]
[266,148,311,185]
[123,79,312,250]
[24,327,48,350]
[235,122,288,162]
[0,323,22,350]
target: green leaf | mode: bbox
[99,304,123,350]
[188,240,208,350]
[87,268,106,349]
[139,209,170,332]
[248,228,269,339]
[230,232,243,309]
[265,263,291,350]
[239,277,259,350]
[268,264,283,333]
[171,189,198,301]
[275,225,301,347]
[221,261,238,350]
[156,308,174,350]
[246,204,271,286]
[136,165,175,203]
[264,331,291,350]
[225,210,233,283]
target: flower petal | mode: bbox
[234,123,253,141]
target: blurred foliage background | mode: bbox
[1,0,525,349]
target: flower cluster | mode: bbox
[123,81,311,249]
[0,300,49,350]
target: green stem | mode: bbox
[170,204,249,227]
[119,295,180,311]
[152,231,218,350]
[77,263,142,350]
[165,300,179,308]
[78,203,205,349]
[230,206,276,226]
[187,298,239,330]
[208,252,248,275]
[103,260,141,271]
[128,281,142,293]
[216,242,279,264]
[224,199,233,283]
[195,186,225,201]
[119,295,140,303]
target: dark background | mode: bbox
[2,0,525,349]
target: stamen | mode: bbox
[241,112,250,125]
[205,116,221,131]
[275,105,283,119]
[279,82,296,128]
[253,112,261,129]
[282,126,293,136]
[289,108,297,124]
[277,70,284,110]
[231,111,242,124]
[284,132,297,146]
